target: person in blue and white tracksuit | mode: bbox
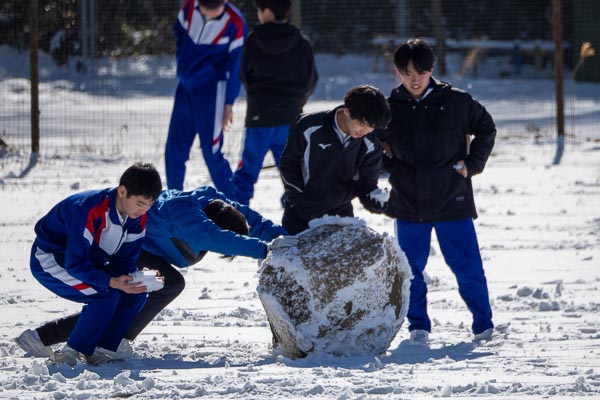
[165,0,247,196]
[29,163,162,365]
[19,186,290,357]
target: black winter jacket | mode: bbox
[280,107,383,221]
[380,78,496,222]
[241,22,318,127]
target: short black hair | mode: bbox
[199,0,225,10]
[204,199,250,235]
[119,162,162,200]
[254,0,291,21]
[394,38,435,74]
[343,85,391,130]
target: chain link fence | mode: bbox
[1,0,598,176]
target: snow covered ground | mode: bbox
[0,49,599,398]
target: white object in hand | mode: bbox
[453,163,465,170]
[129,270,164,292]
[367,187,390,207]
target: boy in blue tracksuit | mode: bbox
[165,0,247,196]
[232,0,318,205]
[142,186,286,265]
[29,163,162,365]
[19,186,288,356]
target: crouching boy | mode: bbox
[280,84,391,234]
[29,162,162,365]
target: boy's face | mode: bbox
[396,60,433,99]
[117,186,155,219]
[200,4,225,19]
[342,108,375,138]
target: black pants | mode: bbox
[36,250,186,346]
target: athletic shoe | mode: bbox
[409,329,430,346]
[52,345,80,366]
[116,339,134,356]
[14,329,53,358]
[473,328,493,342]
[83,347,123,366]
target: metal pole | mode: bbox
[396,0,408,37]
[90,0,96,57]
[30,0,40,154]
[81,0,88,58]
[431,0,447,75]
[552,0,565,164]
[553,0,565,136]
[290,0,302,28]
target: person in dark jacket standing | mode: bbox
[232,0,318,205]
[380,38,496,345]
[280,85,391,234]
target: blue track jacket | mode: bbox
[142,186,286,267]
[174,0,246,105]
[32,188,146,293]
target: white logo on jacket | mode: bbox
[318,143,332,150]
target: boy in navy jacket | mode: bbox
[17,186,289,358]
[28,163,162,365]
[280,85,391,234]
[232,0,317,205]
[165,0,247,196]
[381,38,496,344]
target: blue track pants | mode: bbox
[30,245,147,355]
[395,218,493,335]
[165,82,234,196]
[232,125,289,205]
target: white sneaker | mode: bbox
[52,345,80,366]
[409,329,430,346]
[473,328,493,342]
[14,329,53,358]
[116,339,134,356]
[83,347,123,366]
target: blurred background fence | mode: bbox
[1,0,599,174]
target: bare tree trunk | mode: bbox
[431,0,447,75]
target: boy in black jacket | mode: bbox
[380,38,496,345]
[232,0,318,205]
[280,85,391,234]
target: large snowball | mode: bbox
[258,216,412,358]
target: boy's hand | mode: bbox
[267,235,299,251]
[222,105,234,131]
[453,160,468,178]
[109,275,147,294]
[381,142,393,158]
[363,187,389,213]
